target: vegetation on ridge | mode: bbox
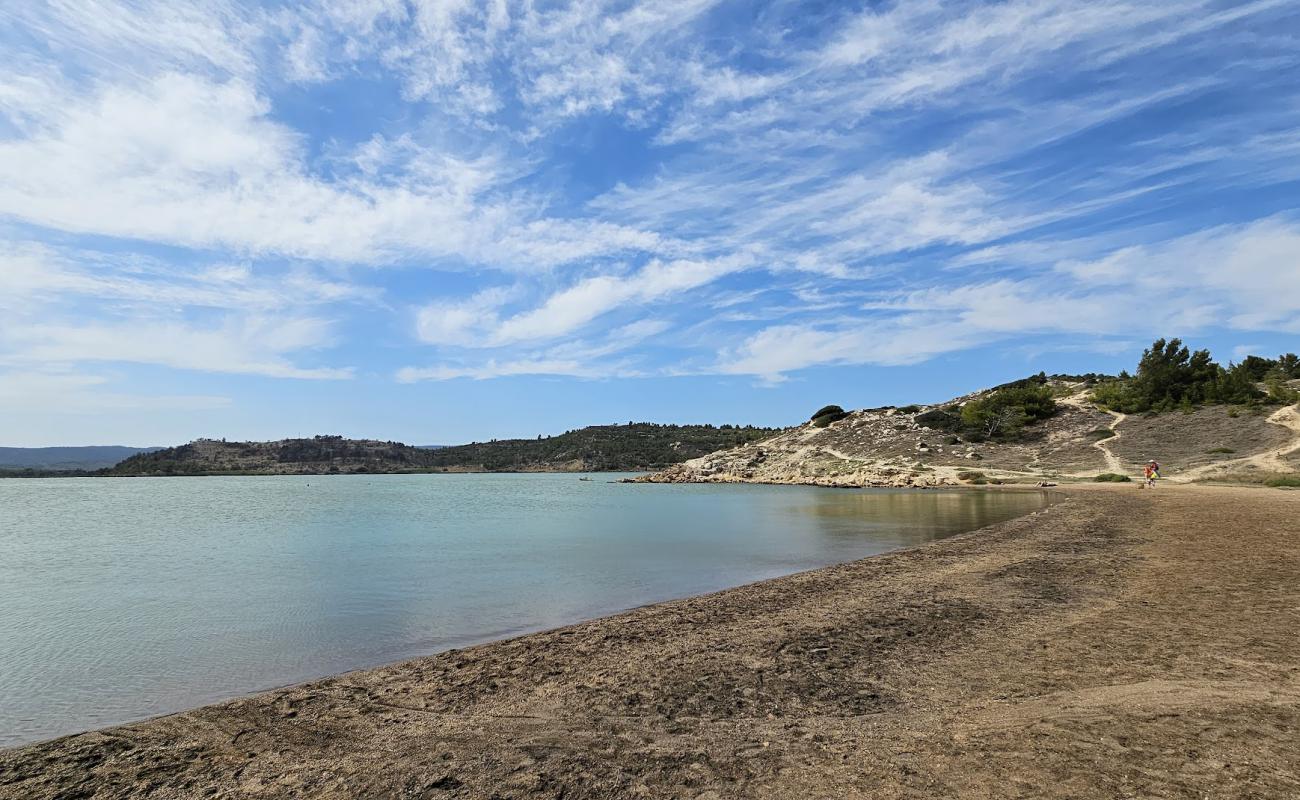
[419,423,780,471]
[105,424,783,476]
[810,405,850,428]
[912,376,1059,441]
[1091,338,1299,413]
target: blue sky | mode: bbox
[1,0,1298,447]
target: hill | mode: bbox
[418,423,777,472]
[105,424,780,476]
[639,380,1300,489]
[640,342,1300,489]
[0,446,160,471]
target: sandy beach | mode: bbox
[3,484,1298,799]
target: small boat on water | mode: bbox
[578,477,593,481]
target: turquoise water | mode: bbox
[0,474,1047,747]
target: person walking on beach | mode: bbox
[1143,460,1160,489]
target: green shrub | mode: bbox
[1089,379,1129,410]
[914,406,963,434]
[810,404,850,427]
[1090,338,1282,413]
[960,384,1057,439]
[1093,473,1132,482]
[1205,447,1235,454]
[897,404,921,414]
[1264,475,1300,488]
[1087,429,1116,441]
[811,404,845,420]
[1266,376,1299,404]
[956,471,986,481]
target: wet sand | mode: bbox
[3,484,1298,798]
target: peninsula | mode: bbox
[97,424,780,476]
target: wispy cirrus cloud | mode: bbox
[3,317,352,380]
[0,371,231,414]
[2,0,1299,444]
[718,216,1300,381]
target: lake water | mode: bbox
[0,474,1048,748]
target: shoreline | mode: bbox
[3,484,1298,798]
[0,484,1052,750]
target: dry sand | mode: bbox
[3,484,1299,799]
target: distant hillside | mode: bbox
[421,423,779,472]
[0,446,160,471]
[105,424,781,476]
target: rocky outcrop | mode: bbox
[635,405,972,488]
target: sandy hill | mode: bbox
[639,380,1300,488]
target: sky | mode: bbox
[1,0,1299,447]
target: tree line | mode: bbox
[1092,339,1299,413]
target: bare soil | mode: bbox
[3,485,1299,799]
[1112,406,1292,476]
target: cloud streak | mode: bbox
[1,0,1298,437]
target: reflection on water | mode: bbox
[0,474,1047,747]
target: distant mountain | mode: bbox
[0,446,161,471]
[103,425,781,476]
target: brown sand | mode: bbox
[3,484,1298,799]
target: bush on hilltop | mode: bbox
[960,384,1058,439]
[1089,338,1293,413]
[810,405,850,427]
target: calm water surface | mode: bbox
[0,474,1048,747]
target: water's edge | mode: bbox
[2,486,1057,752]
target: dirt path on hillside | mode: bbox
[4,485,1300,799]
[1093,409,1127,474]
[1061,393,1127,476]
[1174,404,1300,481]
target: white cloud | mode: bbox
[718,217,1300,379]
[414,286,516,346]
[0,240,375,312]
[0,371,231,414]
[284,24,330,82]
[414,254,750,349]
[397,358,596,382]
[492,254,751,342]
[2,317,352,379]
[0,72,665,269]
[4,1,262,80]
[1233,344,1264,361]
[3,0,1299,401]
[400,318,669,382]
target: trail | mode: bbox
[1093,409,1127,475]
[1174,403,1300,482]
[1061,392,1127,477]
